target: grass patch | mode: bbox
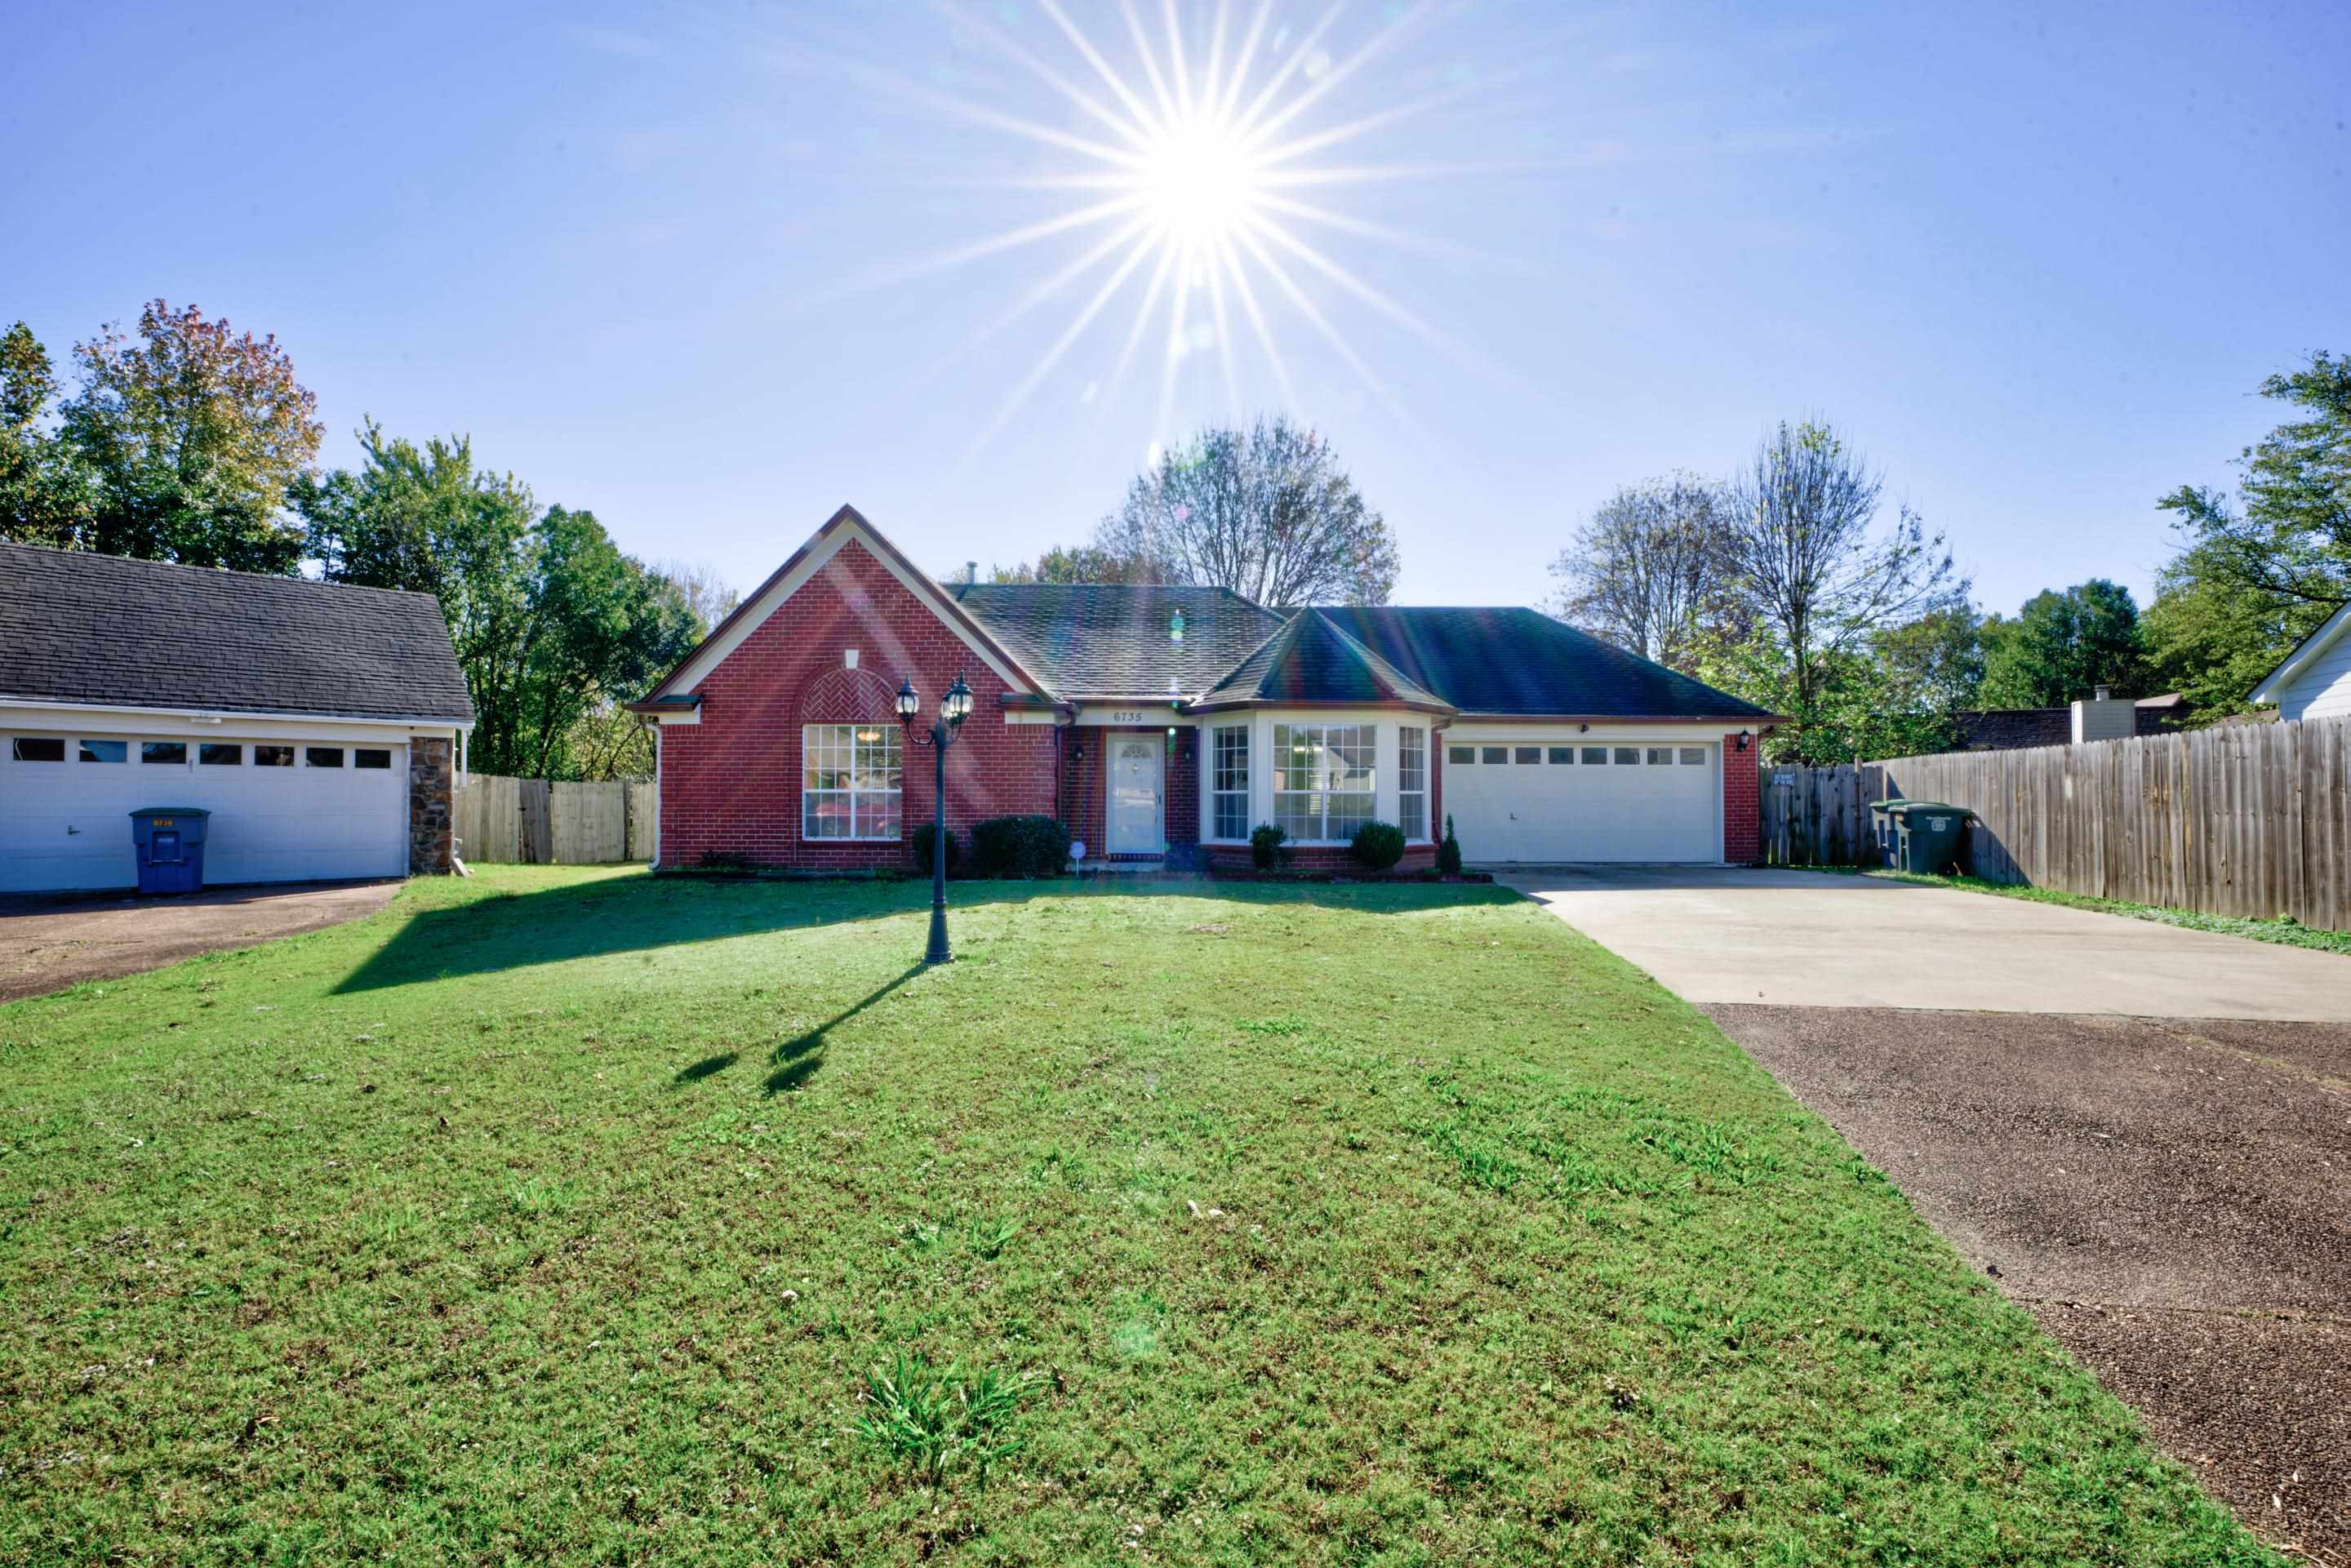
[0,867,2282,1564]
[1799,864,2351,955]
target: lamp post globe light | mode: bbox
[898,673,973,964]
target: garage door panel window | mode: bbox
[1613,747,1639,766]
[1447,744,1473,765]
[1515,746,1541,765]
[1679,748,1707,766]
[1398,726,1425,841]
[255,745,295,767]
[355,748,393,770]
[1581,746,1607,765]
[802,722,902,841]
[142,741,187,766]
[1273,722,1375,842]
[1481,746,1506,765]
[1647,747,1673,766]
[307,747,344,769]
[11,737,65,762]
[199,744,242,766]
[1211,725,1249,841]
[1548,747,1574,765]
[79,740,126,764]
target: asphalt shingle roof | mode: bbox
[0,542,474,723]
[1196,611,1451,710]
[1314,606,1776,719]
[952,583,1284,699]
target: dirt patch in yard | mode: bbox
[1709,1003,2351,1564]
[0,882,402,1002]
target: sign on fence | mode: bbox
[1759,715,2351,931]
[451,774,654,865]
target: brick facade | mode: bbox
[407,736,456,874]
[653,540,1059,871]
[1060,726,1199,860]
[1722,733,1760,865]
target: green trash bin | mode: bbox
[1887,802,1970,875]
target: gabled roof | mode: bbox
[0,541,473,724]
[1315,606,1780,720]
[1191,610,1454,713]
[2250,601,2351,704]
[952,583,1282,700]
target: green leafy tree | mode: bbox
[1547,473,1731,673]
[1093,416,1398,605]
[1977,580,2149,708]
[61,300,322,571]
[0,321,94,548]
[2153,351,2348,711]
[296,426,697,778]
[989,542,1162,584]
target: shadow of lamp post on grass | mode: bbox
[898,672,972,966]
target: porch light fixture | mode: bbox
[897,672,975,964]
[1735,730,1751,751]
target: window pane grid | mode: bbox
[1398,726,1425,842]
[802,724,901,841]
[1211,725,1249,840]
[1271,722,1378,842]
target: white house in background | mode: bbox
[2251,602,2351,722]
[1,542,474,893]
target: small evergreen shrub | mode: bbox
[1437,814,1464,876]
[908,822,963,877]
[1249,823,1289,871]
[696,850,754,873]
[967,815,1073,877]
[1349,820,1407,871]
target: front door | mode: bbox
[1105,735,1164,855]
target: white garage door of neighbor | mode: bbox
[1444,740,1719,863]
[1,732,408,893]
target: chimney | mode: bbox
[2094,683,2111,702]
[966,561,977,585]
[2072,686,2136,745]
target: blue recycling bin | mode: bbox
[129,807,211,895]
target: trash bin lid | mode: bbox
[1868,798,1909,815]
[130,806,212,818]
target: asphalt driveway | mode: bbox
[0,882,401,1003]
[1503,867,2351,1563]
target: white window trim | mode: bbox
[800,722,904,842]
[1398,725,1428,843]
[1207,723,1251,843]
[1271,720,1380,846]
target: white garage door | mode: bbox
[2,731,408,893]
[1444,739,1719,863]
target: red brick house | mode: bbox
[631,507,1779,872]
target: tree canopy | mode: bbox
[1978,579,2149,708]
[1547,473,1729,673]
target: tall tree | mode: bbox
[1093,417,1398,605]
[2142,542,2326,718]
[1547,473,1730,673]
[1977,580,2150,708]
[989,541,1164,585]
[0,321,92,548]
[2158,350,2351,612]
[296,426,696,778]
[1715,420,1963,762]
[648,558,741,633]
[61,300,322,571]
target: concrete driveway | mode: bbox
[0,881,402,1003]
[1501,866,2351,1561]
[1502,864,2351,1020]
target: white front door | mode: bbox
[1105,736,1164,855]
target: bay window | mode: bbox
[802,722,902,840]
[1273,722,1375,843]
[1211,725,1251,840]
[1398,726,1426,841]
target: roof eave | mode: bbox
[2249,602,2351,703]
[1180,696,1459,717]
[1451,710,1789,726]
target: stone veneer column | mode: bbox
[408,736,456,874]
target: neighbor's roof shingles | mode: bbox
[0,542,474,723]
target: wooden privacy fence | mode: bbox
[1761,714,2351,931]
[451,774,656,865]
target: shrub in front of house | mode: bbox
[1437,814,1463,876]
[1249,823,1289,870]
[967,815,1072,877]
[908,822,963,877]
[1349,820,1406,871]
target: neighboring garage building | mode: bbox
[633,507,1781,872]
[0,542,473,894]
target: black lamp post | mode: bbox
[897,672,972,964]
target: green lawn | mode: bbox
[0,868,2279,1566]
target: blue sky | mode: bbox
[6,1,2344,617]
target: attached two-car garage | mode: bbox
[1443,731,1722,864]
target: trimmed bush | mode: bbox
[908,822,963,877]
[1249,823,1289,871]
[1349,820,1407,871]
[1437,814,1463,877]
[967,815,1072,877]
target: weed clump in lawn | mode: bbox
[854,1351,1038,1486]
